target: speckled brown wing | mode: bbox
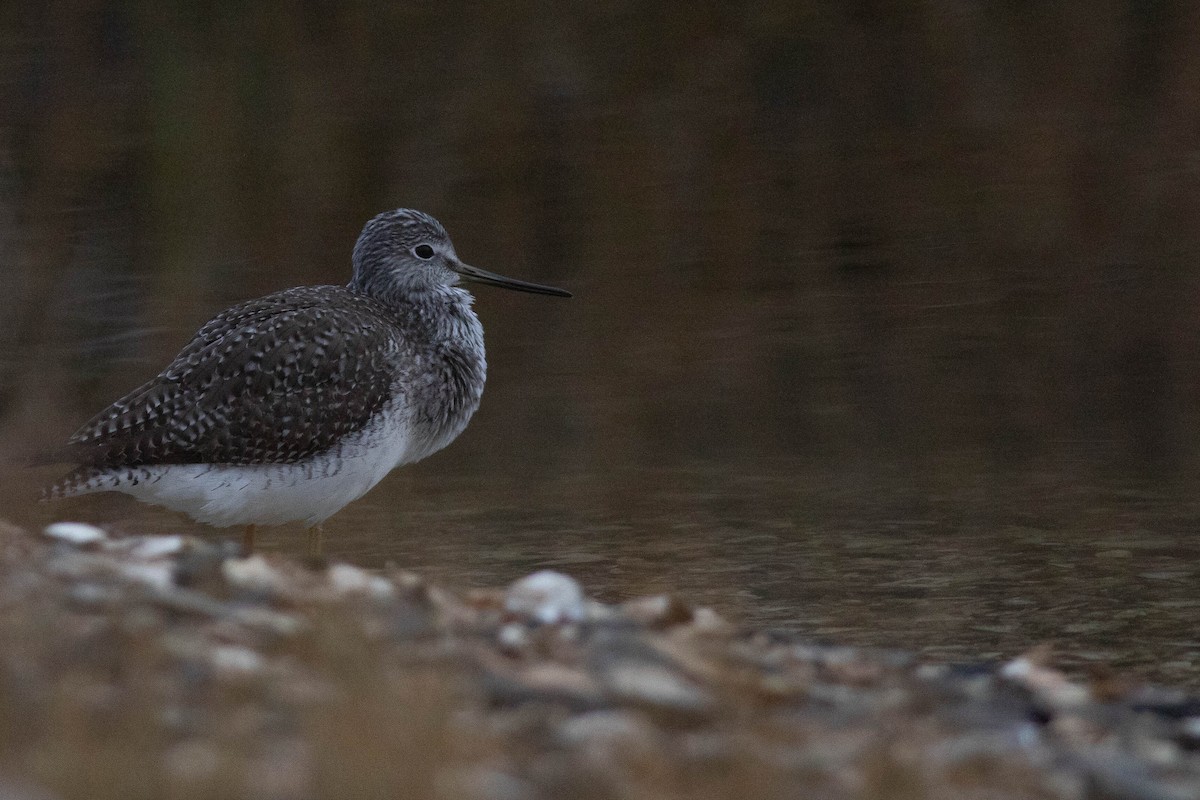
[58,286,401,471]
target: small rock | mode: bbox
[558,709,656,749]
[118,562,175,592]
[621,595,694,628]
[129,535,186,560]
[173,541,235,590]
[497,623,529,652]
[327,562,394,599]
[465,588,506,613]
[43,521,106,546]
[1050,713,1104,745]
[211,644,264,679]
[1001,650,1091,708]
[389,569,427,594]
[67,582,120,608]
[230,606,307,637]
[557,710,664,777]
[517,663,603,698]
[223,555,287,594]
[504,570,585,625]
[689,607,732,635]
[600,661,713,715]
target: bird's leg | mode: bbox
[241,524,257,556]
[306,525,324,560]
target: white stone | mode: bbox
[327,562,394,599]
[496,623,528,650]
[211,644,264,677]
[503,570,585,624]
[223,555,288,594]
[42,521,106,545]
[130,535,186,560]
[1000,656,1033,681]
[1001,655,1091,708]
[118,562,175,592]
[602,662,712,712]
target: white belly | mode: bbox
[80,408,422,527]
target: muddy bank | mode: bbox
[0,520,1196,800]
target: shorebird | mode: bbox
[43,208,571,553]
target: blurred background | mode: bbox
[1,1,1199,685]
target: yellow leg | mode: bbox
[306,525,324,560]
[241,524,257,556]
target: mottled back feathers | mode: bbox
[57,286,402,475]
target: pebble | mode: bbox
[67,582,120,608]
[327,563,395,599]
[504,570,585,624]
[129,535,186,560]
[210,644,265,678]
[42,521,106,546]
[558,709,655,749]
[223,555,288,594]
[557,710,663,778]
[689,607,732,635]
[621,594,693,628]
[497,623,529,651]
[230,606,307,637]
[118,561,176,592]
[1001,653,1091,708]
[600,661,713,715]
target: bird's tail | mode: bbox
[41,466,111,502]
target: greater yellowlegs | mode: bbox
[44,208,571,552]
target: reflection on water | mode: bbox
[13,459,1200,690]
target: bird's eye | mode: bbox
[413,244,435,260]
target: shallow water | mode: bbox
[13,456,1200,690]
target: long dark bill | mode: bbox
[455,262,572,297]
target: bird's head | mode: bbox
[349,208,571,300]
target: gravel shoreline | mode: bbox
[0,520,1197,799]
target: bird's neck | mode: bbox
[403,288,480,351]
[349,281,475,335]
